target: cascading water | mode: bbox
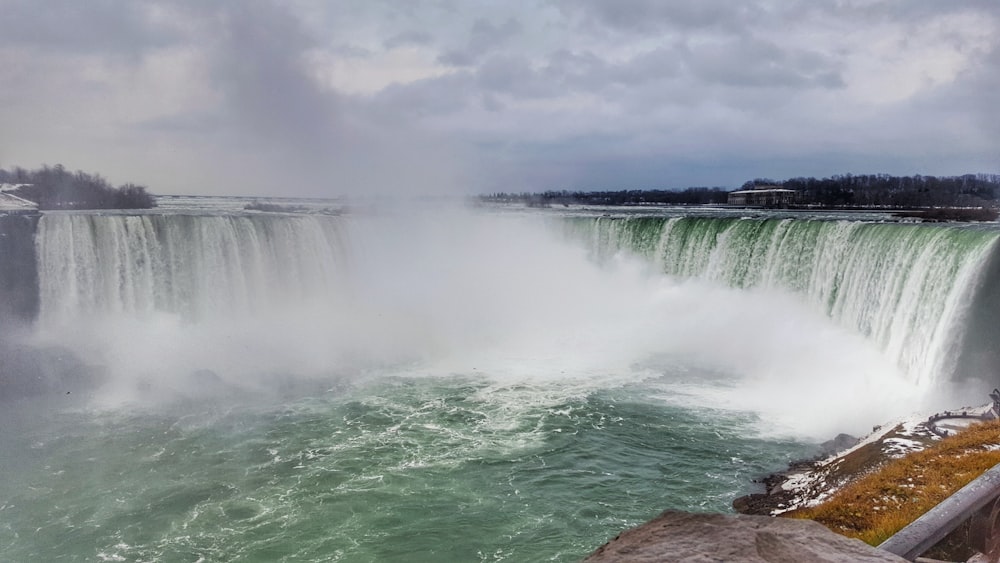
[35,213,348,324]
[566,215,1000,388]
[0,213,39,326]
[4,203,1000,562]
[21,208,1000,422]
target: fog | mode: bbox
[8,207,941,439]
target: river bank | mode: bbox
[734,405,994,517]
[580,406,1000,561]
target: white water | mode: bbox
[575,215,1000,393]
[27,208,960,438]
[36,213,348,322]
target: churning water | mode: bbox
[1,201,998,561]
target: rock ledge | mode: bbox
[584,510,906,562]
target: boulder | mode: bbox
[819,433,860,458]
[584,510,906,562]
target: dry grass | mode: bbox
[789,419,1000,546]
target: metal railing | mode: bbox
[878,462,1000,561]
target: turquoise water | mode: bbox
[564,215,1000,386]
[0,372,813,562]
[5,204,996,561]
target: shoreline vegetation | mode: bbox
[481,172,1000,221]
[793,420,1000,557]
[734,412,1000,560]
[0,164,154,210]
[4,164,999,220]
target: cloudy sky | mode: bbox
[1,0,997,197]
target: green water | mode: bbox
[0,373,812,562]
[10,207,994,561]
[564,216,1000,385]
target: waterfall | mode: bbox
[566,215,1000,385]
[18,210,1000,401]
[0,213,40,326]
[35,213,349,325]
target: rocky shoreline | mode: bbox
[733,406,993,517]
[582,405,998,561]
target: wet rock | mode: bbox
[819,433,860,458]
[0,343,101,399]
[734,421,941,517]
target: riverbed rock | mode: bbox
[819,433,860,458]
[584,510,906,562]
[733,420,942,516]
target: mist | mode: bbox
[194,1,474,199]
[18,207,936,440]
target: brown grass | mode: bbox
[789,419,1000,546]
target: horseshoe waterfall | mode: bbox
[1,203,998,562]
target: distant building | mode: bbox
[727,186,797,207]
[0,184,38,211]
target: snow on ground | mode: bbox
[765,406,994,516]
[816,413,932,466]
[882,437,925,458]
[0,185,38,210]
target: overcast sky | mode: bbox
[1,0,997,197]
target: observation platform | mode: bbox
[925,392,1000,438]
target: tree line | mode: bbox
[0,164,155,210]
[481,173,1000,208]
[482,187,731,206]
[741,173,1000,208]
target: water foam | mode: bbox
[24,208,956,437]
[568,215,1000,391]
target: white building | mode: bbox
[727,187,797,207]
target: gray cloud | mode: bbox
[206,1,339,154]
[101,0,467,197]
[476,54,557,99]
[384,30,434,49]
[0,0,996,196]
[680,36,845,89]
[554,0,763,35]
[808,0,999,23]
[373,72,476,118]
[0,0,176,54]
[373,44,686,119]
[541,47,682,95]
[438,17,522,66]
[903,40,1000,162]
